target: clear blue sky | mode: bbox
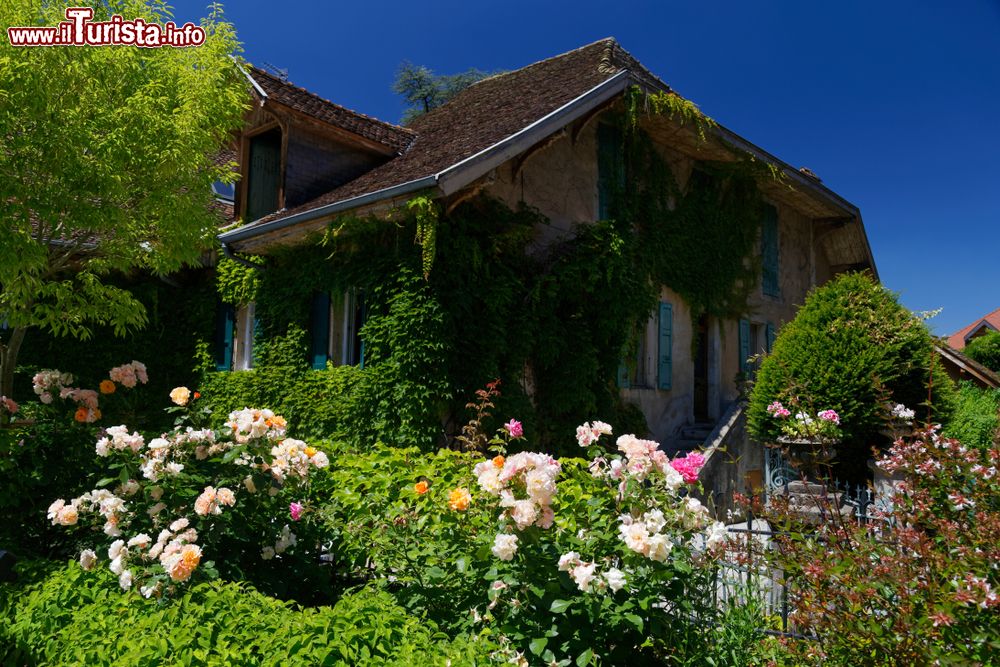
[172,0,1000,337]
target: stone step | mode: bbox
[662,438,703,456]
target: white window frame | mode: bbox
[233,302,255,371]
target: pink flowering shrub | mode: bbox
[47,396,331,601]
[29,361,149,423]
[748,427,1000,665]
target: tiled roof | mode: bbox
[948,307,1000,349]
[248,38,664,227]
[247,67,415,153]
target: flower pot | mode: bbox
[774,436,838,481]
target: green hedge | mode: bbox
[198,364,364,442]
[942,382,1000,450]
[0,562,497,666]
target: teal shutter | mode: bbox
[597,123,623,220]
[657,302,673,390]
[310,293,330,370]
[214,303,235,371]
[739,319,751,374]
[765,321,776,353]
[617,360,630,389]
[761,205,779,297]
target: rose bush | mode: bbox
[46,391,334,603]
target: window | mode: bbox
[761,204,779,297]
[246,129,282,222]
[739,319,776,377]
[212,180,236,202]
[232,303,257,371]
[597,123,624,220]
[310,290,366,369]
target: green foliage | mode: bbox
[14,271,216,430]
[747,273,955,475]
[199,363,364,443]
[943,381,1000,449]
[963,330,1000,373]
[630,89,718,141]
[215,256,264,306]
[393,61,494,124]
[409,195,440,279]
[0,563,496,666]
[0,0,247,397]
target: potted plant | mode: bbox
[765,399,842,479]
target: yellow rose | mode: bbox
[169,386,191,406]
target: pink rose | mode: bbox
[504,419,524,439]
[289,502,304,521]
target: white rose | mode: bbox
[571,562,597,592]
[646,533,673,562]
[79,549,97,571]
[491,533,519,561]
[604,567,626,593]
[557,551,580,572]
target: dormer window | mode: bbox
[245,128,282,222]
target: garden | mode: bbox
[2,2,998,665]
[2,272,998,666]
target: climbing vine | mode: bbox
[201,91,776,453]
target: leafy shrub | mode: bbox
[312,410,734,666]
[0,563,496,666]
[943,381,1000,450]
[746,427,1000,666]
[963,330,1000,373]
[747,272,955,477]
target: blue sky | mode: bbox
[173,0,1000,336]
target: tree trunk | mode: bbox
[0,326,27,403]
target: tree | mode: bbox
[393,61,492,124]
[0,0,248,402]
[963,330,1000,373]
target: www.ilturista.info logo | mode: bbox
[7,7,206,48]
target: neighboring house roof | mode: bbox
[210,147,238,225]
[936,344,1000,390]
[947,307,1000,349]
[220,38,874,268]
[245,66,415,154]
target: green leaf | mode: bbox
[550,599,572,613]
[576,648,594,666]
[624,613,644,633]
[529,637,548,655]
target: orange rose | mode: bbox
[305,446,317,457]
[492,455,505,468]
[99,380,116,394]
[74,407,89,423]
[448,487,471,511]
[414,481,429,495]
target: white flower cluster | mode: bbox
[575,420,613,448]
[261,524,297,560]
[49,489,128,536]
[32,369,74,404]
[94,517,203,593]
[226,408,287,443]
[891,403,916,423]
[558,552,627,593]
[475,451,561,531]
[268,438,329,482]
[95,425,145,457]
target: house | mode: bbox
[947,307,1000,350]
[935,344,1000,390]
[213,39,877,494]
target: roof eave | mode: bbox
[218,71,631,249]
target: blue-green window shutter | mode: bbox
[657,302,673,390]
[309,293,330,370]
[597,123,623,220]
[357,292,367,369]
[213,303,235,371]
[761,205,779,297]
[766,321,776,353]
[617,360,630,389]
[739,319,751,374]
